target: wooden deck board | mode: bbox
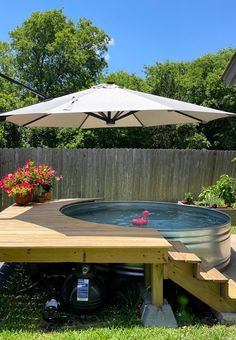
[168,241,201,263]
[0,199,171,263]
[196,259,228,282]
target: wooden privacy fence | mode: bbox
[0,148,236,211]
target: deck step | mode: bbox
[196,260,228,282]
[168,241,201,263]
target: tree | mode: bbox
[0,41,37,111]
[181,50,236,150]
[145,61,188,99]
[103,71,151,92]
[81,128,154,148]
[0,41,38,147]
[10,9,110,98]
[0,9,111,148]
[145,49,236,150]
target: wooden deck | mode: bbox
[1,199,236,313]
[0,198,171,306]
[0,198,171,264]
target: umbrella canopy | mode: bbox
[0,83,235,128]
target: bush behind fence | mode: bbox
[0,148,236,210]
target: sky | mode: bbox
[0,0,236,77]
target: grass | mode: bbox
[0,272,234,340]
[231,226,236,234]
[1,326,236,340]
[0,228,236,339]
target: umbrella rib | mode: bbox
[87,112,107,122]
[22,114,49,127]
[133,112,144,127]
[78,114,89,129]
[113,111,123,120]
[98,112,107,119]
[174,110,203,123]
[115,110,139,122]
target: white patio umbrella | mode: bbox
[0,83,235,128]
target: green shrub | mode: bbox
[184,192,194,202]
[215,174,236,206]
[198,174,236,207]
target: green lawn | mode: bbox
[1,326,236,340]
[232,226,236,234]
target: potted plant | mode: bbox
[0,160,62,205]
[6,183,35,205]
[181,192,194,205]
[36,164,62,201]
[0,163,36,205]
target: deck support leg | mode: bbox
[141,263,177,327]
[151,263,163,307]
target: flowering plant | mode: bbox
[33,164,62,192]
[6,183,35,197]
[0,160,62,198]
[0,161,36,189]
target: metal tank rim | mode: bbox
[60,200,231,231]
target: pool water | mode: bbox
[61,201,229,230]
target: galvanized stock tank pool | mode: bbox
[61,201,231,271]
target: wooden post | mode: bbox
[151,263,164,307]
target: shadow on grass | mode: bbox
[0,266,141,332]
[0,265,219,333]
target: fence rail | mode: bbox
[0,148,236,210]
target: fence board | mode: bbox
[0,148,235,211]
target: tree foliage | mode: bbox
[103,71,151,92]
[0,9,110,147]
[145,49,236,150]
[10,9,110,97]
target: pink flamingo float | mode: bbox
[132,210,150,227]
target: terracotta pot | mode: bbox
[42,191,52,201]
[30,186,41,202]
[181,200,194,205]
[39,191,52,203]
[15,193,32,206]
[37,196,46,203]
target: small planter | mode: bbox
[44,191,52,201]
[37,196,46,203]
[42,191,52,201]
[35,192,52,203]
[181,200,195,205]
[15,193,32,206]
[30,186,41,202]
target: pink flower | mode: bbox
[0,160,62,197]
